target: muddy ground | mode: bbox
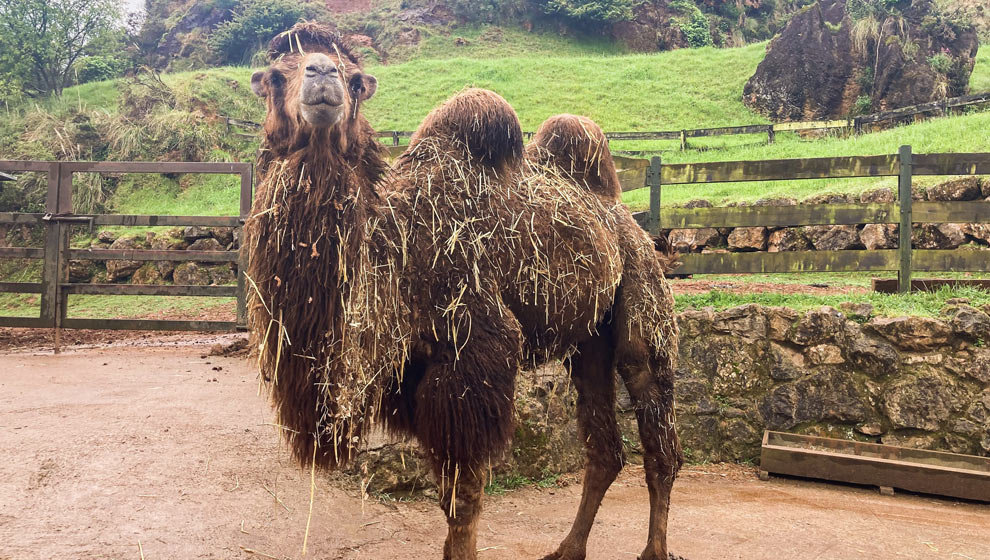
[1,336,988,560]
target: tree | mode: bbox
[534,0,636,26]
[0,0,121,99]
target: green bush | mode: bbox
[76,55,127,84]
[671,0,714,47]
[928,52,954,75]
[854,94,873,115]
[536,0,636,25]
[208,0,324,64]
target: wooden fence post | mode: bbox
[898,145,913,294]
[648,156,662,235]
[679,130,687,151]
[768,125,775,145]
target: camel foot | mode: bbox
[538,547,586,560]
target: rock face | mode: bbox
[352,304,990,493]
[744,0,980,121]
[727,227,768,251]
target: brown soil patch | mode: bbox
[1,339,988,559]
[670,278,869,296]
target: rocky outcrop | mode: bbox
[351,304,990,494]
[744,0,980,121]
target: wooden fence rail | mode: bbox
[618,147,990,292]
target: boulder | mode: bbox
[859,223,898,250]
[912,223,966,250]
[866,317,952,351]
[207,264,236,285]
[806,344,845,366]
[927,177,983,201]
[173,262,211,286]
[769,343,805,381]
[668,228,721,253]
[846,323,900,377]
[182,226,210,242]
[683,199,713,209]
[766,307,799,341]
[945,304,990,342]
[804,193,854,205]
[68,260,97,283]
[790,307,845,346]
[187,237,224,252]
[744,0,980,121]
[860,188,895,203]
[130,263,163,285]
[727,227,768,252]
[753,197,797,206]
[805,225,863,251]
[961,223,990,245]
[96,230,117,244]
[208,227,235,247]
[983,178,990,199]
[839,302,874,320]
[883,372,963,431]
[760,370,871,430]
[106,237,144,282]
[768,228,811,252]
[711,305,769,343]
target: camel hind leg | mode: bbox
[541,330,622,560]
[614,282,682,560]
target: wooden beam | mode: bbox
[68,249,239,263]
[90,215,241,227]
[0,247,45,259]
[912,249,990,273]
[659,203,896,229]
[772,120,852,132]
[676,250,899,275]
[0,213,46,224]
[912,201,990,224]
[59,161,252,174]
[0,282,43,293]
[661,154,899,185]
[59,318,240,332]
[60,284,238,297]
[913,153,990,176]
[898,145,913,294]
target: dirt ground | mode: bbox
[2,336,988,560]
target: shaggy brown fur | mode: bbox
[246,22,681,560]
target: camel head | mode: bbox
[251,23,377,141]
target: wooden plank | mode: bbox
[659,203,896,229]
[859,98,947,124]
[912,201,990,224]
[685,125,770,138]
[60,161,252,175]
[60,284,237,297]
[898,145,913,294]
[947,92,990,109]
[912,249,990,273]
[606,131,681,141]
[761,431,990,502]
[90,215,241,227]
[873,278,990,294]
[0,282,43,294]
[0,247,45,258]
[632,211,649,228]
[677,250,899,275]
[60,318,240,332]
[68,249,239,263]
[648,156,661,234]
[661,154,899,185]
[773,120,852,132]
[0,160,55,172]
[0,317,50,328]
[913,153,990,176]
[0,213,45,224]
[0,172,15,181]
[616,155,649,192]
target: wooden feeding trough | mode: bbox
[760,431,990,502]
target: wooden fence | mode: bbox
[616,147,990,292]
[0,160,252,343]
[224,90,990,152]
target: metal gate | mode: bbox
[0,160,252,341]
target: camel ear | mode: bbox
[250,70,267,97]
[349,73,377,101]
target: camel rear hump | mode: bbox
[527,114,622,201]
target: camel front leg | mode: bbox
[439,465,485,560]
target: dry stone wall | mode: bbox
[663,180,990,255]
[350,302,990,496]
